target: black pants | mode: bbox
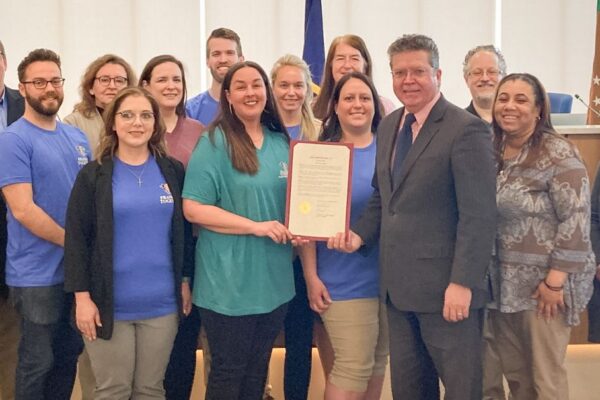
[199,303,288,400]
[164,306,201,400]
[283,258,313,400]
[386,299,483,400]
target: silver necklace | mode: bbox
[124,160,148,187]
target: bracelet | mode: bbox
[182,277,191,284]
[543,279,564,292]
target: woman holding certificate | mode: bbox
[270,54,320,399]
[182,61,295,399]
[305,72,389,400]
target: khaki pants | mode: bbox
[488,310,571,400]
[77,348,96,400]
[482,308,509,400]
[0,297,20,400]
[321,298,389,392]
[84,313,178,400]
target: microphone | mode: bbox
[574,94,600,118]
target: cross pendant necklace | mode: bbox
[125,161,148,188]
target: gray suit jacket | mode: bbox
[353,95,496,312]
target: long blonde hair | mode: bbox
[271,54,320,141]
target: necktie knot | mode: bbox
[404,113,416,128]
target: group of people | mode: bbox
[0,26,598,400]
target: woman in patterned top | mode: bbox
[488,73,595,400]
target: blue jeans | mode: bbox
[10,285,83,400]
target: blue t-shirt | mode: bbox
[0,118,91,286]
[186,91,219,126]
[183,126,294,316]
[112,156,177,320]
[316,138,379,300]
[287,125,301,141]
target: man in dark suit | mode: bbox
[0,39,25,400]
[329,34,496,399]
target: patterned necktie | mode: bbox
[392,113,416,188]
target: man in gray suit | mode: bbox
[329,34,496,399]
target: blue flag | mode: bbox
[302,0,325,86]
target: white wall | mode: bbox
[0,0,596,117]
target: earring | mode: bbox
[229,102,234,115]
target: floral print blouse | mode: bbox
[491,133,595,326]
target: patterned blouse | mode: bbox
[491,133,595,326]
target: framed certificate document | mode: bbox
[285,140,353,240]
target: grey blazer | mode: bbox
[353,95,497,312]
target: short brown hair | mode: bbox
[206,28,243,58]
[97,87,166,162]
[18,48,61,82]
[73,54,136,118]
[387,34,439,69]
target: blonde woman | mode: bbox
[271,54,320,399]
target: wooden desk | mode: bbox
[557,125,600,181]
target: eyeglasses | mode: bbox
[468,69,500,79]
[21,78,65,89]
[116,111,155,123]
[391,68,431,80]
[95,76,128,87]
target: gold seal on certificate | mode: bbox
[285,140,353,240]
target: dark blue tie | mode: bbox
[392,113,416,188]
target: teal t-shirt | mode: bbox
[183,126,294,316]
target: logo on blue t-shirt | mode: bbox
[76,145,89,166]
[159,183,173,204]
[279,161,288,179]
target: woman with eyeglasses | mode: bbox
[64,54,136,153]
[64,87,193,400]
[182,61,300,399]
[313,34,395,120]
[139,55,203,400]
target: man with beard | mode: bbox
[186,27,244,126]
[463,45,506,123]
[0,39,25,400]
[463,44,509,400]
[0,48,90,400]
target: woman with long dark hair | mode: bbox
[307,72,388,400]
[183,61,296,399]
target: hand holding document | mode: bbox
[285,140,353,240]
